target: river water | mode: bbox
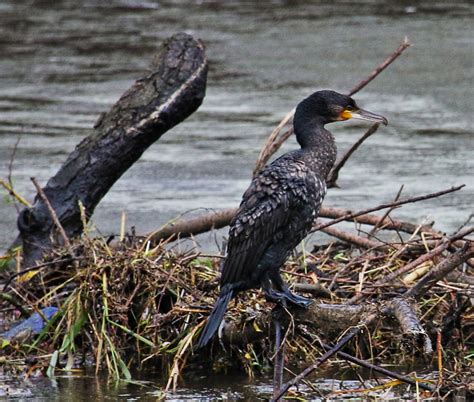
[0,0,472,399]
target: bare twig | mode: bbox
[30,177,72,250]
[313,185,465,232]
[273,312,378,401]
[273,319,285,399]
[0,180,31,207]
[7,136,21,192]
[369,185,404,236]
[348,37,411,96]
[326,123,380,188]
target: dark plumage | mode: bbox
[197,90,387,348]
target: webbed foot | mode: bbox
[283,290,313,308]
[264,288,312,308]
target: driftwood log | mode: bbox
[15,33,208,267]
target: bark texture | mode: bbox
[17,33,208,266]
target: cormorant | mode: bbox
[197,90,387,348]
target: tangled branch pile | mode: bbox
[1,209,473,398]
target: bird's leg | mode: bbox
[269,270,313,308]
[261,274,288,307]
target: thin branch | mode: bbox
[313,185,465,232]
[0,180,31,207]
[273,319,285,399]
[348,37,411,96]
[326,123,380,188]
[273,312,378,401]
[369,185,404,236]
[7,135,21,192]
[30,177,72,250]
[319,342,435,392]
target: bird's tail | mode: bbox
[196,290,233,348]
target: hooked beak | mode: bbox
[341,108,388,126]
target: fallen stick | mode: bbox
[321,225,385,250]
[221,303,374,346]
[388,297,432,354]
[404,243,474,298]
[319,342,435,393]
[147,186,463,245]
[147,204,434,245]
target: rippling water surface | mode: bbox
[0,0,472,398]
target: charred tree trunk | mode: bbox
[16,33,208,267]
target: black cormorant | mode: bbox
[197,90,387,348]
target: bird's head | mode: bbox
[295,90,388,126]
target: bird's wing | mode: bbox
[220,158,311,287]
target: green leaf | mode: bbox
[47,350,59,378]
[107,319,154,347]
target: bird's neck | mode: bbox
[294,117,337,177]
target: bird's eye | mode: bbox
[345,105,353,111]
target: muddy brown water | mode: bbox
[0,0,473,399]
